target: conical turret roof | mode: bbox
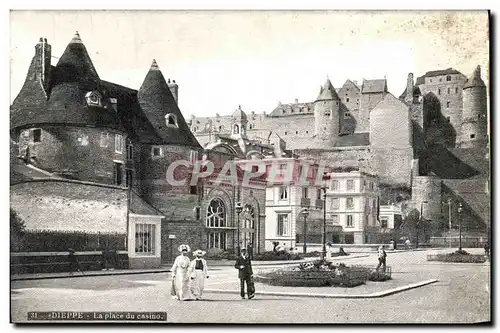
[137,59,201,148]
[463,65,486,89]
[315,77,339,101]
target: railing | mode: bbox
[430,237,488,248]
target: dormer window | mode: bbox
[233,124,240,134]
[85,91,102,106]
[165,114,178,128]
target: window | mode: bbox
[251,165,259,173]
[346,215,354,227]
[346,179,355,191]
[85,91,102,106]
[249,124,253,129]
[31,129,41,143]
[446,75,451,81]
[380,217,388,228]
[126,144,133,160]
[100,133,109,148]
[190,186,198,195]
[135,223,156,254]
[447,88,450,94]
[208,232,227,250]
[125,169,133,188]
[346,197,354,210]
[346,98,350,102]
[344,112,351,118]
[324,110,331,117]
[243,205,255,229]
[439,78,442,82]
[302,187,308,198]
[277,213,290,236]
[295,131,299,134]
[331,198,339,210]
[77,135,89,146]
[306,131,309,134]
[190,150,198,164]
[455,87,458,94]
[206,198,226,228]
[438,88,441,95]
[115,134,123,154]
[194,207,201,220]
[317,189,322,200]
[447,116,451,122]
[165,114,178,128]
[284,131,287,135]
[279,186,288,200]
[219,125,223,132]
[331,180,339,191]
[470,134,476,139]
[446,101,450,108]
[331,214,339,224]
[151,146,162,157]
[430,79,433,83]
[114,162,123,186]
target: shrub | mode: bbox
[428,251,486,263]
[369,271,392,282]
[205,248,236,260]
[253,251,302,261]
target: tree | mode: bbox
[10,208,26,251]
[400,209,431,244]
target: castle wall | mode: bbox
[17,126,127,185]
[411,175,442,224]
[359,92,384,132]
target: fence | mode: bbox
[11,230,127,252]
[430,237,488,248]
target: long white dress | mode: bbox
[188,258,208,299]
[171,254,191,300]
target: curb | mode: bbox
[11,269,171,281]
[204,279,439,299]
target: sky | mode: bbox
[10,10,489,119]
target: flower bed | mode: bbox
[254,260,374,288]
[427,250,487,263]
[253,251,302,261]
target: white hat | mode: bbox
[178,244,191,253]
[193,249,206,256]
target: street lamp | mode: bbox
[458,202,463,251]
[417,201,428,249]
[321,172,331,260]
[235,202,243,256]
[300,208,309,254]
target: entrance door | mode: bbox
[114,162,123,186]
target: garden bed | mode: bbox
[254,259,391,288]
[427,250,487,263]
[253,251,302,261]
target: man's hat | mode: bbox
[178,244,191,253]
[193,249,206,256]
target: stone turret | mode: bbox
[313,77,339,145]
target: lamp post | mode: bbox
[321,172,331,260]
[443,199,452,248]
[300,208,309,254]
[458,203,463,251]
[417,200,428,249]
[235,202,243,256]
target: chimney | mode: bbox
[168,78,179,105]
[405,73,414,104]
[34,37,52,94]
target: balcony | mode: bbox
[300,198,311,207]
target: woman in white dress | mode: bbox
[171,244,192,301]
[188,250,209,300]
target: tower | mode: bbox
[231,105,248,140]
[459,65,488,148]
[313,77,339,144]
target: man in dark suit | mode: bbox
[234,248,255,299]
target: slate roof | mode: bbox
[316,78,340,101]
[423,68,462,77]
[11,34,201,148]
[268,102,314,117]
[361,79,387,94]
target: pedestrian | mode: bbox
[376,245,387,273]
[171,244,192,301]
[484,242,490,259]
[188,249,209,300]
[101,247,111,271]
[405,238,411,250]
[67,248,84,276]
[234,248,255,299]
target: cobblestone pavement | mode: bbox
[10,248,490,323]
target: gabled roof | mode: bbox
[137,60,201,148]
[361,79,387,94]
[316,78,339,101]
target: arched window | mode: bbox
[243,204,255,229]
[233,124,240,134]
[206,198,226,228]
[219,125,223,132]
[165,114,178,128]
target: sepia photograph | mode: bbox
[9,9,491,324]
